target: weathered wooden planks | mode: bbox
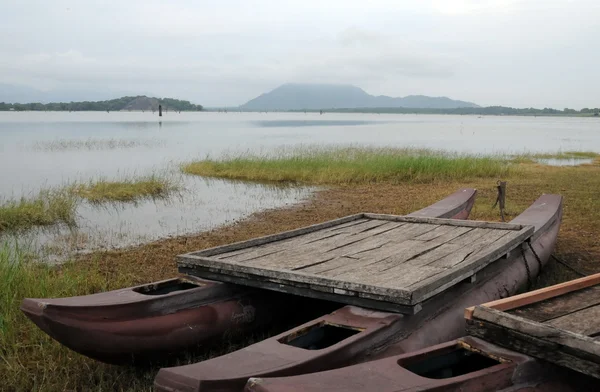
[466,272,600,379]
[179,214,533,313]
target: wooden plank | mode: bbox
[219,220,382,262]
[467,317,600,379]
[249,221,409,270]
[471,306,600,358]
[179,266,422,315]
[218,231,347,262]
[546,304,600,336]
[314,223,452,278]
[178,254,417,303]
[509,286,600,322]
[363,214,527,231]
[404,243,463,268]
[374,227,473,272]
[465,272,600,320]
[409,226,533,304]
[429,230,510,269]
[333,240,446,282]
[413,224,458,241]
[449,228,494,246]
[189,213,365,257]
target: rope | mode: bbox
[526,241,544,274]
[520,246,533,290]
[551,254,587,277]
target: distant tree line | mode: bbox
[0,96,203,112]
[289,106,600,116]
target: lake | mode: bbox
[1,112,598,259]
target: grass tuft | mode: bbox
[0,189,77,232]
[182,147,513,184]
[72,174,179,203]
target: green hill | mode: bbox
[0,96,203,112]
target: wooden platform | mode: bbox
[465,273,600,379]
[178,213,533,314]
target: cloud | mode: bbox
[0,0,599,107]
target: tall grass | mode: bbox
[182,147,513,184]
[0,240,144,391]
[72,174,180,203]
[0,189,77,232]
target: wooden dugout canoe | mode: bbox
[21,188,477,365]
[244,336,598,392]
[154,193,562,392]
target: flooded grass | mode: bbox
[72,174,180,203]
[182,147,513,184]
[0,189,77,233]
[30,138,166,152]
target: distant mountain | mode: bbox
[240,83,479,110]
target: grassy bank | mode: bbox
[72,174,179,203]
[182,147,513,184]
[0,189,77,232]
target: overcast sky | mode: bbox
[1,0,599,108]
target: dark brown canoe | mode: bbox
[21,188,477,365]
[244,336,599,392]
[154,194,561,392]
[20,277,284,364]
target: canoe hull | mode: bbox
[243,336,598,392]
[21,277,283,364]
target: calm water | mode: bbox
[1,112,598,258]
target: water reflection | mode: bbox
[536,158,595,166]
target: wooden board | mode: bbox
[466,272,600,379]
[178,213,533,313]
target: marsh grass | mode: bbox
[0,240,152,391]
[31,138,166,152]
[0,189,77,232]
[182,147,513,184]
[72,174,180,203]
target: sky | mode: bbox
[1,0,599,108]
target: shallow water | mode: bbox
[1,111,599,257]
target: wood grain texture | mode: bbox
[546,304,600,336]
[509,286,600,322]
[467,318,600,379]
[465,272,600,319]
[179,214,533,309]
[471,306,600,357]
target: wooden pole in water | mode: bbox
[159,104,162,117]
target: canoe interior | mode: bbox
[133,278,206,296]
[178,213,533,314]
[466,272,600,380]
